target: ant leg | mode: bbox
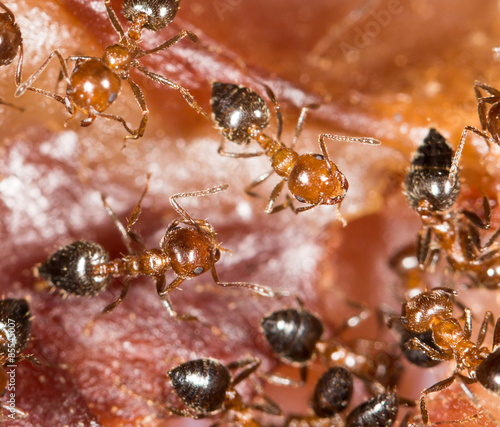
[155,276,199,322]
[294,200,322,214]
[420,374,458,425]
[15,30,23,86]
[139,30,199,56]
[476,311,493,347]
[263,366,307,387]
[227,357,261,387]
[124,78,149,143]
[245,170,275,198]
[260,83,283,140]
[211,266,287,298]
[125,174,151,243]
[132,64,211,122]
[218,137,264,158]
[493,317,500,351]
[318,133,381,159]
[462,195,491,230]
[169,184,229,224]
[102,279,132,314]
[94,111,138,137]
[291,104,320,150]
[463,308,473,341]
[265,180,287,214]
[406,338,451,362]
[104,0,125,38]
[15,50,71,97]
[417,227,435,268]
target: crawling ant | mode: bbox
[15,0,208,140]
[260,298,401,391]
[0,1,23,110]
[0,299,37,420]
[210,82,381,215]
[393,288,500,425]
[404,128,500,288]
[37,179,282,320]
[285,368,406,426]
[124,357,281,424]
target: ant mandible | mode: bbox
[210,82,381,216]
[15,0,208,141]
[403,128,500,287]
[37,177,282,320]
[393,288,500,425]
[0,1,23,110]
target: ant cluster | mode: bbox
[3,0,500,425]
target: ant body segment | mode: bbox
[211,82,381,215]
[123,357,281,425]
[404,128,500,288]
[15,0,208,140]
[394,288,500,425]
[260,298,401,390]
[0,1,23,110]
[37,179,282,320]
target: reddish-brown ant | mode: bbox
[37,178,283,320]
[210,82,381,216]
[121,357,281,425]
[15,0,208,140]
[260,298,401,392]
[0,1,23,110]
[404,128,500,288]
[393,288,500,425]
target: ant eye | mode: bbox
[313,154,324,160]
[193,266,204,275]
[295,195,306,203]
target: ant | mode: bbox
[403,127,500,288]
[0,1,23,110]
[15,0,208,141]
[37,178,283,320]
[0,299,37,420]
[260,298,401,391]
[123,357,281,425]
[210,82,381,215]
[285,367,407,426]
[392,288,500,425]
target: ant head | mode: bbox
[261,308,323,364]
[404,128,460,213]
[312,367,353,417]
[288,154,348,207]
[402,289,455,333]
[37,240,110,296]
[168,358,230,413]
[211,82,270,145]
[0,11,21,66]
[123,0,180,31]
[476,347,500,393]
[161,225,219,278]
[0,299,32,360]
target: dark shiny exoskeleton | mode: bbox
[0,1,23,109]
[396,288,500,425]
[15,0,208,140]
[345,392,399,427]
[403,128,500,288]
[261,307,324,365]
[38,240,110,296]
[37,182,279,320]
[404,128,460,213]
[261,302,402,390]
[400,328,443,368]
[166,357,281,423]
[211,82,380,215]
[311,367,353,418]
